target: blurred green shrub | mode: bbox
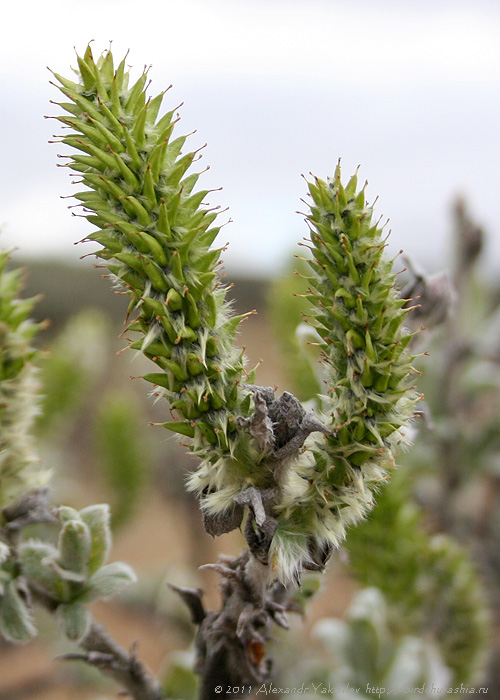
[36,309,109,433]
[94,389,151,529]
[345,472,488,684]
[310,587,453,700]
[268,256,321,404]
[0,251,49,510]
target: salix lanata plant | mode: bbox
[46,44,420,695]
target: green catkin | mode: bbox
[52,46,418,582]
[51,45,255,514]
[269,165,419,580]
[0,252,49,511]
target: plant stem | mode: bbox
[77,620,166,700]
[29,584,166,700]
[174,549,296,700]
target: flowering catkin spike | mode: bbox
[0,250,49,511]
[269,163,419,581]
[50,45,258,516]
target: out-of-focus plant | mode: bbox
[0,251,156,695]
[406,199,500,543]
[0,251,49,511]
[36,308,109,434]
[0,249,48,644]
[21,503,136,642]
[94,389,151,529]
[345,471,488,684]
[309,588,454,700]
[268,256,321,404]
[397,197,500,690]
[35,307,153,530]
[161,651,199,700]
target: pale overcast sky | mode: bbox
[1,0,499,275]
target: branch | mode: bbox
[181,385,333,698]
[29,583,166,700]
[61,622,166,700]
[173,550,300,700]
[3,528,163,700]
